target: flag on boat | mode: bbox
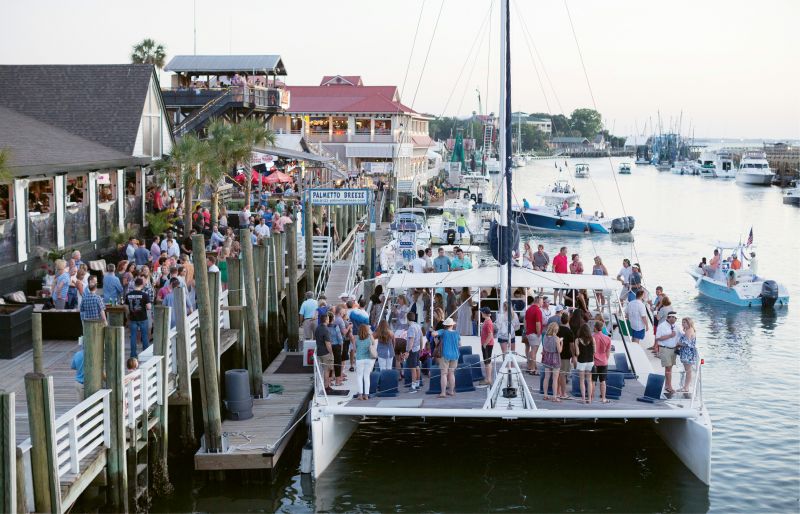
[554,161,558,168]
[746,227,753,247]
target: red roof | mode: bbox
[286,77,417,115]
[320,75,363,86]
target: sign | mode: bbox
[96,173,111,185]
[362,162,393,174]
[309,188,370,206]
[251,151,276,165]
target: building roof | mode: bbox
[0,64,157,155]
[286,77,417,115]
[252,146,333,163]
[165,55,287,75]
[551,136,589,144]
[0,106,149,176]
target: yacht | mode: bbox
[783,186,800,205]
[687,241,789,307]
[574,163,590,178]
[618,162,632,175]
[698,151,716,178]
[513,179,634,234]
[713,150,736,178]
[390,208,431,248]
[309,0,710,488]
[735,151,774,185]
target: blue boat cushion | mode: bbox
[454,366,476,392]
[613,353,635,379]
[426,366,442,395]
[377,370,399,397]
[605,371,625,400]
[368,371,381,395]
[637,373,665,402]
[462,354,484,381]
[458,346,473,363]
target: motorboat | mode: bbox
[698,151,716,178]
[618,162,632,175]
[687,242,789,307]
[735,150,774,186]
[713,150,736,178]
[783,186,800,205]
[512,154,525,168]
[309,1,709,489]
[310,267,712,486]
[390,208,431,248]
[574,163,590,178]
[485,157,501,174]
[655,161,672,172]
[635,156,650,165]
[512,179,635,234]
[429,197,484,245]
[670,160,698,175]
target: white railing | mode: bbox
[187,310,200,372]
[219,288,230,329]
[122,356,163,429]
[315,246,334,299]
[343,247,360,299]
[19,389,112,511]
[312,355,329,406]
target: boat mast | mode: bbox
[499,0,512,335]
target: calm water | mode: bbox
[153,158,800,513]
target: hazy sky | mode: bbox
[2,0,798,139]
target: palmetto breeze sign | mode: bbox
[308,188,371,206]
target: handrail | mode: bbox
[173,89,233,135]
[123,355,163,429]
[315,243,333,299]
[312,355,329,406]
[690,358,703,410]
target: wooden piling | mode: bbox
[285,221,300,351]
[254,244,266,324]
[267,237,279,354]
[274,232,285,297]
[209,271,221,366]
[104,326,128,512]
[226,257,244,368]
[172,286,195,448]
[151,306,172,495]
[304,198,315,290]
[32,313,43,374]
[24,373,60,513]
[1,391,16,514]
[240,229,264,398]
[15,447,26,514]
[107,305,125,328]
[261,241,272,363]
[191,234,223,452]
[82,320,105,399]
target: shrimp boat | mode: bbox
[308,0,711,487]
[687,242,789,308]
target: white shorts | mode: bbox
[576,361,594,372]
[526,334,539,346]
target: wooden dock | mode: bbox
[194,351,313,470]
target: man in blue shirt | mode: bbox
[102,264,123,304]
[433,247,451,273]
[133,240,151,268]
[436,318,460,397]
[450,248,473,271]
[299,291,319,340]
[80,276,106,323]
[71,341,84,401]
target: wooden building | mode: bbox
[0,64,173,296]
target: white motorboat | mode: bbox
[670,160,698,175]
[698,151,716,178]
[635,156,650,165]
[429,197,484,245]
[783,186,800,205]
[736,150,774,185]
[309,0,710,488]
[687,241,789,307]
[618,162,632,175]
[390,208,431,248]
[574,163,590,178]
[713,150,736,178]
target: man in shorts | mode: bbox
[405,312,423,391]
[655,311,681,394]
[479,307,495,385]
[524,296,543,374]
[624,289,649,343]
[314,313,335,393]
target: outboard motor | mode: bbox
[446,229,456,245]
[477,193,483,204]
[610,216,636,234]
[760,280,780,309]
[470,193,477,202]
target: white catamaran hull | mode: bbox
[653,411,712,485]
[311,406,359,478]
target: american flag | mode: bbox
[746,227,753,247]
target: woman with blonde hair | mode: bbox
[677,318,698,393]
[540,322,563,402]
[354,324,377,400]
[52,259,71,309]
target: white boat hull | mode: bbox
[736,172,774,185]
[311,405,359,478]
[654,409,712,485]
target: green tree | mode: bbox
[519,124,547,152]
[131,38,167,68]
[153,133,209,232]
[0,149,10,181]
[205,120,243,225]
[569,108,603,139]
[232,119,276,204]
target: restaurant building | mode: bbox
[0,64,173,295]
[271,75,437,201]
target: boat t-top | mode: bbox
[574,163,590,178]
[513,179,635,234]
[390,208,431,247]
[618,162,632,174]
[735,150,775,186]
[687,241,789,307]
[430,197,485,245]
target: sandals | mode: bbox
[437,394,447,399]
[600,399,610,403]
[552,398,562,403]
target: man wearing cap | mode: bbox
[479,307,495,385]
[436,318,461,397]
[625,289,649,343]
[655,311,682,393]
[299,291,319,340]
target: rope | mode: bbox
[409,0,446,109]
[398,0,427,102]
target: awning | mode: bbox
[252,146,333,164]
[385,267,622,291]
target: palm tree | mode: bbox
[154,134,209,232]
[131,38,167,69]
[0,149,10,181]
[204,120,241,224]
[233,119,277,204]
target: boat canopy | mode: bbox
[385,267,621,291]
[713,241,756,250]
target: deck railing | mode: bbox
[122,356,163,429]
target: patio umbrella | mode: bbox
[264,170,293,184]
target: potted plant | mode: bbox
[0,303,33,359]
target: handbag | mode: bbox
[368,338,378,359]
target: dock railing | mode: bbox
[122,356,163,429]
[312,355,329,406]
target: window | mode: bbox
[96,171,118,239]
[309,117,329,134]
[331,117,348,135]
[290,117,303,133]
[65,175,89,245]
[0,183,11,221]
[28,178,56,251]
[374,119,392,135]
[355,119,371,133]
[141,80,163,158]
[0,183,15,264]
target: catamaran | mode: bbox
[308,0,711,487]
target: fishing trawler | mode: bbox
[308,0,711,487]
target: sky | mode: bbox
[2,0,798,139]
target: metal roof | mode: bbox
[165,55,287,75]
[252,146,332,163]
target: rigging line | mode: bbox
[455,5,494,116]
[438,2,494,117]
[563,0,640,265]
[485,0,492,118]
[514,0,565,115]
[399,0,427,101]
[512,0,552,115]
[410,0,446,109]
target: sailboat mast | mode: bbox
[499,0,512,331]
